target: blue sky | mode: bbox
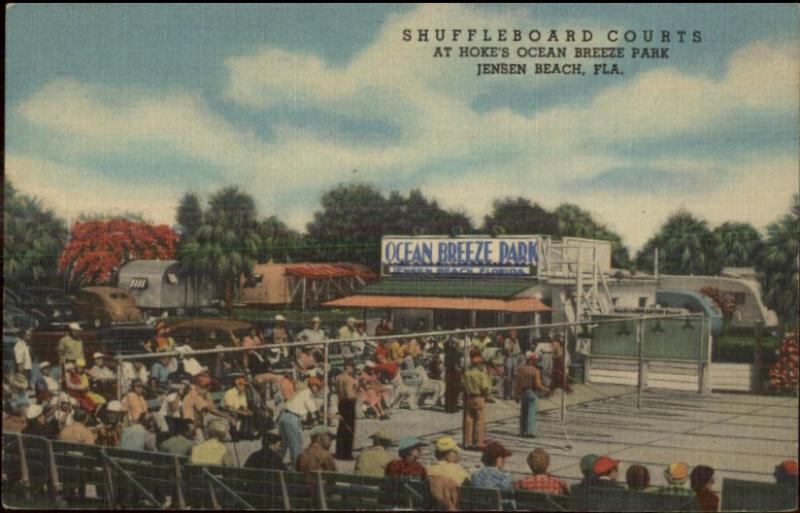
[6,4,799,251]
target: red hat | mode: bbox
[780,460,798,476]
[593,456,619,476]
[308,376,323,387]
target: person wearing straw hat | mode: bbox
[57,322,85,366]
[97,400,125,447]
[386,437,428,479]
[87,352,116,382]
[190,418,233,465]
[22,403,58,439]
[299,315,327,349]
[338,316,358,341]
[462,354,491,450]
[355,429,394,477]
[34,361,60,403]
[296,424,337,483]
[271,314,291,359]
[427,436,471,485]
[657,462,694,496]
[7,373,31,411]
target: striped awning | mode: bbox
[129,277,148,290]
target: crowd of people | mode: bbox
[4,315,797,511]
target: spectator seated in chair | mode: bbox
[626,464,651,492]
[515,448,570,495]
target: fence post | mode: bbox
[206,468,221,510]
[636,317,646,409]
[16,433,32,501]
[315,471,328,510]
[753,321,764,394]
[698,315,711,394]
[278,471,292,510]
[323,341,329,425]
[561,326,568,423]
[44,438,62,502]
[173,456,186,510]
[102,450,116,508]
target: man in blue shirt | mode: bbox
[150,354,172,387]
[469,441,514,491]
[119,412,157,451]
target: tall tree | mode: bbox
[636,210,719,275]
[178,187,261,316]
[176,192,203,238]
[711,222,763,268]
[553,203,631,269]
[4,180,68,287]
[482,197,558,235]
[256,216,303,263]
[59,219,178,285]
[306,183,474,267]
[757,194,799,326]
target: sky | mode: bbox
[5,4,799,252]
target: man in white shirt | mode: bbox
[298,317,327,349]
[14,330,33,379]
[120,360,150,393]
[415,362,445,408]
[87,352,116,381]
[278,376,324,469]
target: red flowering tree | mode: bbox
[769,333,799,394]
[699,287,738,320]
[59,219,178,285]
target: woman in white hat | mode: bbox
[34,361,60,403]
[22,403,58,439]
[7,373,31,411]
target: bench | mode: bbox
[513,488,572,511]
[571,486,698,512]
[721,477,798,512]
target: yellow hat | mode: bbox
[75,358,87,367]
[435,436,460,453]
[665,462,689,483]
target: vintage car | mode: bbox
[167,318,256,351]
[12,286,83,330]
[72,287,143,328]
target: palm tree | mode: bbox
[712,222,763,268]
[636,210,718,275]
[178,187,261,316]
[4,181,68,288]
[758,195,799,327]
[553,203,631,269]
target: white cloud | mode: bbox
[5,154,178,226]
[8,3,799,253]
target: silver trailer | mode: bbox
[117,259,216,314]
